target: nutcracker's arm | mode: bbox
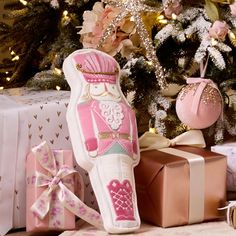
[77,103,98,157]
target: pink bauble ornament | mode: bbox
[176,78,223,129]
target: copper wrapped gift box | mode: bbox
[134,146,227,227]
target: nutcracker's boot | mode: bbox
[63,49,141,234]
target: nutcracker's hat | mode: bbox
[73,50,119,84]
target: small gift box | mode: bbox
[26,141,102,232]
[211,142,236,191]
[26,141,81,232]
[135,130,227,227]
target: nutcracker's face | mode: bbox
[90,82,121,102]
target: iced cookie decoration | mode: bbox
[63,49,140,234]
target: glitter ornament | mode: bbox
[99,0,167,89]
[176,78,223,129]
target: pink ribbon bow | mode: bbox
[30,141,103,229]
[186,57,223,119]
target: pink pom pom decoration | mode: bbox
[176,78,223,129]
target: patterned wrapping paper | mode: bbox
[74,165,99,212]
[0,88,97,235]
[0,88,72,235]
[211,142,236,191]
[26,146,76,232]
[26,141,102,232]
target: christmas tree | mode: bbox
[0,0,97,89]
[0,0,236,144]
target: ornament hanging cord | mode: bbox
[188,54,224,120]
[200,54,210,78]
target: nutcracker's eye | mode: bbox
[90,83,105,96]
[107,84,120,97]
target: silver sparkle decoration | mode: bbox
[98,0,167,89]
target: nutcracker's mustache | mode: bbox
[95,91,121,99]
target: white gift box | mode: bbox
[0,87,72,235]
[211,142,236,192]
[0,88,97,236]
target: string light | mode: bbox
[229,31,236,40]
[63,10,68,17]
[56,86,61,91]
[149,127,156,133]
[157,15,164,20]
[19,0,28,5]
[62,10,70,24]
[6,77,11,81]
[0,87,4,90]
[54,68,62,75]
[186,34,192,39]
[171,13,177,20]
[11,50,20,61]
[5,71,9,74]
[12,55,20,61]
[147,61,153,66]
[159,19,168,24]
[211,38,218,46]
[149,118,156,133]
[156,14,168,24]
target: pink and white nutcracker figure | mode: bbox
[63,49,140,234]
